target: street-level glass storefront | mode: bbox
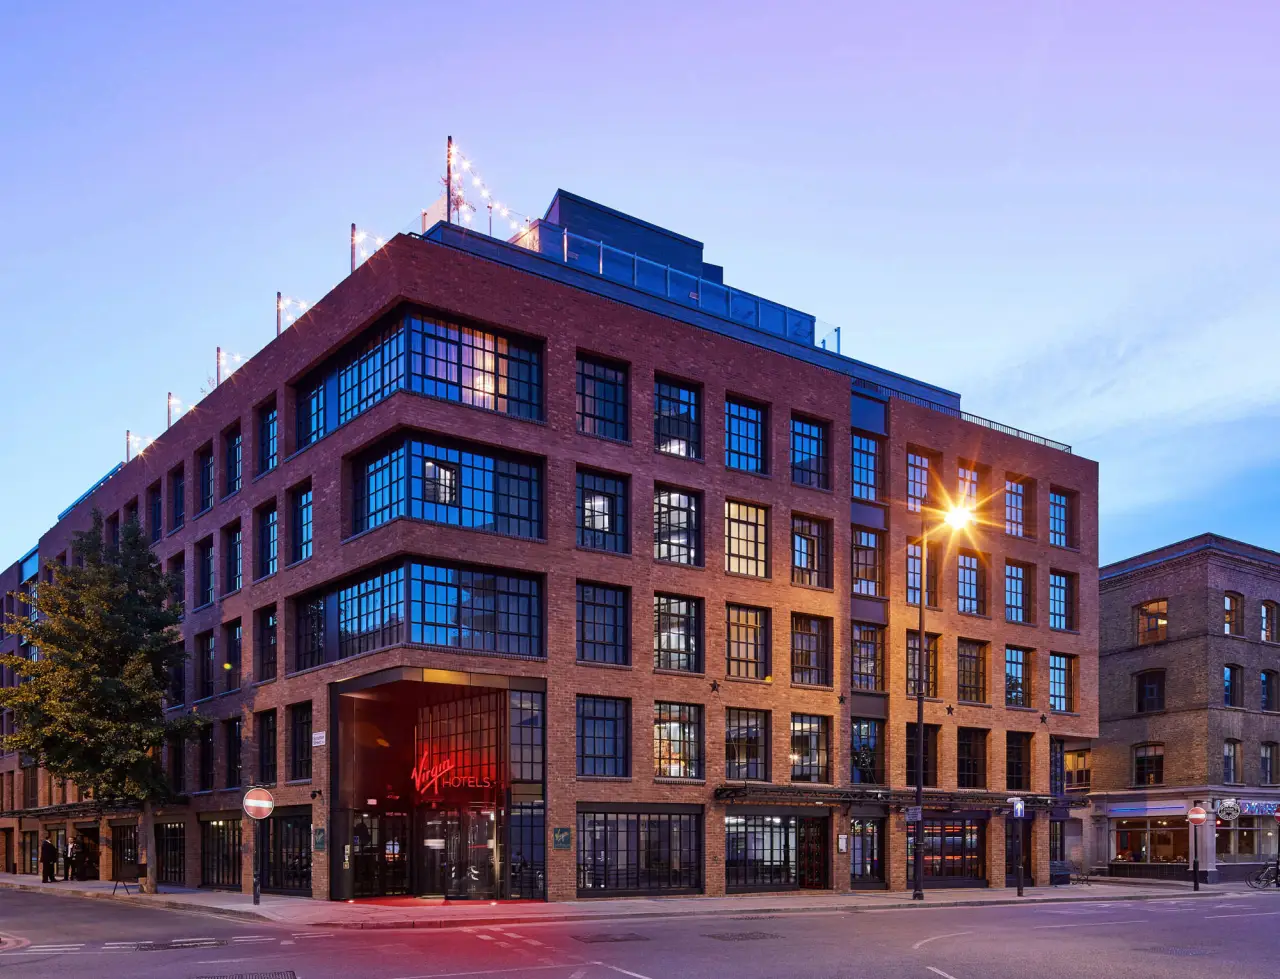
[332,671,546,901]
[1216,816,1279,863]
[578,808,703,896]
[1112,817,1188,866]
[905,818,986,887]
[849,817,885,887]
[724,812,829,892]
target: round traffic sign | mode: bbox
[1187,806,1208,826]
[243,787,275,820]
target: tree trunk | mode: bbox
[140,799,158,894]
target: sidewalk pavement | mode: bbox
[0,872,1255,930]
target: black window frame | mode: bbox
[1049,653,1075,712]
[653,485,702,566]
[957,638,987,703]
[725,707,769,781]
[851,717,884,784]
[851,431,883,502]
[576,695,630,777]
[223,424,242,498]
[791,514,832,588]
[791,613,833,687]
[851,526,884,597]
[726,604,769,680]
[290,483,313,563]
[789,414,829,489]
[1049,571,1076,631]
[725,500,768,577]
[957,727,988,789]
[257,401,278,475]
[1005,646,1031,708]
[1133,743,1164,786]
[907,631,939,698]
[654,593,703,674]
[576,354,629,441]
[654,702,703,780]
[724,397,768,473]
[789,713,830,783]
[1136,669,1165,713]
[905,723,939,787]
[850,622,884,692]
[654,375,701,459]
[288,702,312,781]
[1005,731,1032,792]
[576,582,629,666]
[577,469,629,553]
[957,551,987,615]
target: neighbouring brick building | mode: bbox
[1087,534,1280,882]
[0,190,1098,901]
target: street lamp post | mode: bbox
[912,504,971,902]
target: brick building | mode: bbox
[0,190,1097,901]
[1087,534,1280,882]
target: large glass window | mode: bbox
[290,485,312,563]
[1137,599,1168,644]
[1006,731,1032,791]
[223,524,242,594]
[1215,816,1276,864]
[577,810,702,895]
[256,505,278,579]
[1049,488,1074,547]
[957,639,987,703]
[790,714,830,782]
[223,620,241,693]
[408,314,542,419]
[725,501,768,577]
[338,321,406,424]
[850,622,884,692]
[907,541,938,607]
[654,376,700,459]
[1049,571,1076,630]
[256,605,277,682]
[1005,478,1028,537]
[1133,744,1163,785]
[577,469,629,553]
[224,425,242,497]
[196,630,216,700]
[851,433,882,502]
[337,566,405,659]
[200,819,242,888]
[906,820,985,882]
[408,562,542,657]
[1113,817,1188,865]
[1263,743,1277,785]
[355,437,542,539]
[725,398,767,473]
[851,527,883,597]
[957,552,986,615]
[725,708,769,781]
[1005,647,1031,707]
[791,614,832,686]
[510,690,545,784]
[725,814,795,890]
[170,467,185,530]
[850,818,885,885]
[957,728,987,789]
[576,696,630,777]
[224,717,242,788]
[905,723,939,787]
[654,486,701,565]
[790,415,829,489]
[726,604,769,680]
[906,452,930,513]
[257,403,278,474]
[1005,562,1031,623]
[1065,749,1091,789]
[576,583,629,665]
[907,632,939,698]
[1050,653,1075,712]
[654,703,703,779]
[576,355,628,440]
[850,718,883,784]
[655,594,702,673]
[791,515,832,587]
[957,464,979,511]
[196,538,215,607]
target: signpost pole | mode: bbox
[242,787,275,907]
[253,820,262,906]
[1187,805,1207,891]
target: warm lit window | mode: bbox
[1136,599,1167,644]
[790,714,830,783]
[725,501,768,577]
[1262,601,1278,643]
[654,594,702,673]
[1224,592,1243,636]
[1065,749,1091,789]
[727,605,769,680]
[654,702,703,779]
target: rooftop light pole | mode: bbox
[912,501,973,901]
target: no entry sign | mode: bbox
[243,787,275,820]
[1187,806,1208,825]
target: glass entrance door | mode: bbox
[415,805,499,899]
[352,813,409,897]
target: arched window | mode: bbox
[1262,601,1278,643]
[1224,592,1243,636]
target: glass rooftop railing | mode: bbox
[513,224,816,344]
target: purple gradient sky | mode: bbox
[3,1,1279,566]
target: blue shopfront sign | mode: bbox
[1238,800,1279,817]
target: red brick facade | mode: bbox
[1,223,1098,900]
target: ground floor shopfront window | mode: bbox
[1216,816,1279,863]
[331,671,546,902]
[1112,818,1187,865]
[20,830,37,875]
[724,812,829,892]
[578,809,702,896]
[201,816,242,889]
[849,818,885,886]
[156,822,185,885]
[259,808,312,894]
[905,819,986,886]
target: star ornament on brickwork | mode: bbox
[1040,714,1048,724]
[709,680,720,693]
[838,695,846,704]
[945,704,954,715]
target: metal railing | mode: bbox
[851,377,1072,453]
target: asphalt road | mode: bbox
[2,887,1279,979]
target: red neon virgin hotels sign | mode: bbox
[412,748,494,799]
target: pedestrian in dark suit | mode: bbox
[40,837,58,883]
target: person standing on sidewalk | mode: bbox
[64,838,78,881]
[40,836,58,883]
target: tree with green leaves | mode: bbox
[0,509,198,893]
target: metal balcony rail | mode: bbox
[851,377,1072,454]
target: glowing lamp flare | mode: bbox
[943,506,973,530]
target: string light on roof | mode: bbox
[448,143,535,237]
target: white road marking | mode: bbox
[570,971,587,979]
[384,966,578,978]
[1033,918,1148,930]
[503,931,526,939]
[525,938,545,946]
[1205,911,1280,919]
[912,931,972,949]
[196,958,253,965]
[927,968,960,979]
[475,933,495,941]
[591,963,659,979]
[27,945,83,951]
